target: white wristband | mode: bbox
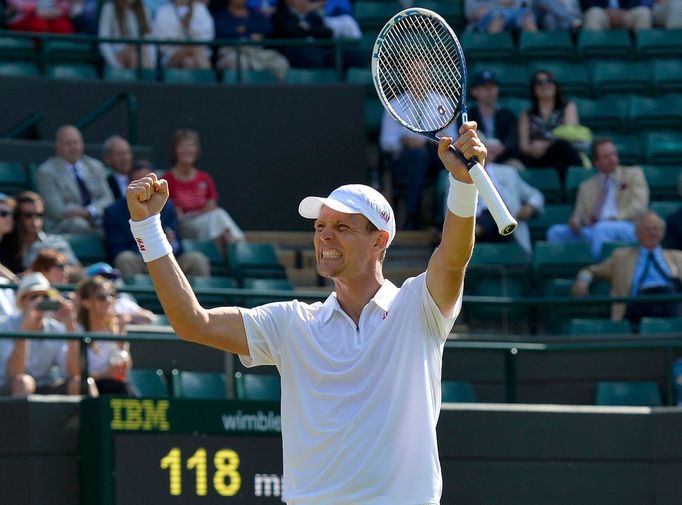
[129,214,173,263]
[447,174,478,218]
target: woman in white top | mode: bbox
[98,0,156,69]
[76,276,132,395]
[152,0,215,68]
[0,193,18,318]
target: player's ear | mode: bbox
[374,230,389,250]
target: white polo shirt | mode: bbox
[239,273,460,505]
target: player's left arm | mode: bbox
[426,122,484,317]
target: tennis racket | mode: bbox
[371,8,517,236]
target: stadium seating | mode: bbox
[629,94,682,132]
[189,276,238,308]
[638,317,682,334]
[182,239,227,275]
[518,31,574,61]
[0,61,39,77]
[635,29,682,59]
[595,381,663,406]
[590,61,649,97]
[162,68,217,84]
[643,165,682,201]
[565,166,595,203]
[574,96,628,134]
[519,167,563,204]
[563,317,632,335]
[576,30,633,60]
[0,35,36,62]
[242,277,295,307]
[650,200,680,220]
[234,372,281,401]
[45,63,98,80]
[128,368,169,398]
[62,233,107,265]
[103,66,157,82]
[441,380,477,402]
[644,132,682,166]
[460,31,516,61]
[541,278,611,331]
[651,60,682,95]
[468,62,529,97]
[530,61,591,97]
[285,68,338,84]
[0,161,28,194]
[228,242,286,284]
[528,203,573,242]
[533,241,592,293]
[171,370,228,399]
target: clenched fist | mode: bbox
[126,173,169,222]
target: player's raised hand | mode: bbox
[126,173,169,222]
[438,122,486,184]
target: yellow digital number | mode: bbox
[214,449,241,496]
[187,448,208,496]
[160,448,182,496]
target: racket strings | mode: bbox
[376,14,464,132]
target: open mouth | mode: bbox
[321,249,342,260]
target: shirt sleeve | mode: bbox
[237,302,295,369]
[404,274,459,343]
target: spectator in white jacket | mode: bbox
[152,0,215,68]
[98,0,157,70]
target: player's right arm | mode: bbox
[126,174,249,356]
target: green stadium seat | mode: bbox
[574,96,629,133]
[346,67,373,94]
[354,1,401,31]
[228,242,286,283]
[441,380,477,402]
[0,161,28,193]
[285,68,338,84]
[234,372,281,401]
[644,132,682,166]
[599,240,636,261]
[643,165,682,201]
[43,39,98,64]
[239,69,279,84]
[124,274,160,312]
[528,203,573,242]
[469,62,529,97]
[595,381,662,406]
[0,36,36,61]
[0,62,39,77]
[128,368,169,398]
[650,200,680,219]
[46,63,98,80]
[460,31,516,61]
[565,166,596,203]
[529,61,591,98]
[590,61,650,97]
[103,66,157,82]
[639,317,682,334]
[636,29,682,59]
[518,31,574,61]
[183,239,227,275]
[541,278,611,331]
[171,370,227,399]
[162,68,217,84]
[576,30,633,60]
[610,133,645,165]
[62,233,107,265]
[242,277,295,307]
[563,317,632,335]
[533,241,592,291]
[651,60,682,95]
[519,167,563,204]
[629,94,682,131]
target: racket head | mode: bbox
[371,8,469,139]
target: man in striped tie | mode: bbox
[546,137,649,259]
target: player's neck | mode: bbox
[333,273,384,325]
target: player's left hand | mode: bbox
[438,121,486,184]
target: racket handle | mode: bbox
[468,162,517,236]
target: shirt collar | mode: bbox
[318,279,399,324]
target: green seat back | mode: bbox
[235,372,281,401]
[629,95,682,131]
[563,318,632,335]
[574,96,629,134]
[519,31,574,61]
[460,31,516,61]
[529,61,591,97]
[46,63,98,80]
[595,381,662,406]
[639,317,682,334]
[172,370,227,399]
[285,68,338,84]
[528,204,573,242]
[643,165,682,201]
[441,380,477,403]
[0,161,28,193]
[577,30,633,60]
[162,68,217,83]
[636,29,682,59]
[644,132,682,166]
[0,62,39,77]
[128,368,169,397]
[519,167,563,204]
[62,233,107,265]
[591,61,650,97]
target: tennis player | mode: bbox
[126,122,485,505]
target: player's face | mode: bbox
[313,207,379,281]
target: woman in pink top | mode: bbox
[161,129,244,255]
[7,0,74,33]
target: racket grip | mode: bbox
[468,162,517,236]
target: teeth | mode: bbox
[322,250,341,259]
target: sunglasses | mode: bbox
[534,78,554,85]
[94,292,114,301]
[51,263,67,270]
[0,209,12,218]
[20,212,44,219]
[27,293,46,301]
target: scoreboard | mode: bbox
[80,397,284,505]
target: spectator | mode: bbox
[105,161,211,277]
[6,0,74,33]
[153,0,215,69]
[572,212,682,323]
[581,0,653,30]
[0,193,19,318]
[547,138,649,260]
[518,70,584,186]
[664,173,682,250]
[653,0,682,27]
[103,135,135,200]
[85,262,156,326]
[213,0,290,80]
[0,272,87,396]
[75,276,132,395]
[465,0,538,32]
[70,0,99,33]
[468,69,522,167]
[534,0,582,29]
[161,129,245,254]
[271,0,334,68]
[0,191,83,276]
[28,249,71,287]
[379,61,458,230]
[98,0,156,70]
[36,125,114,235]
[311,0,362,40]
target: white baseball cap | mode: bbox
[16,271,51,302]
[298,184,396,247]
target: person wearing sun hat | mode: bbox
[124,122,485,504]
[0,272,88,396]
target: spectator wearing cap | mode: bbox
[0,272,93,396]
[103,163,210,279]
[86,262,155,325]
[0,190,83,276]
[468,69,522,168]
